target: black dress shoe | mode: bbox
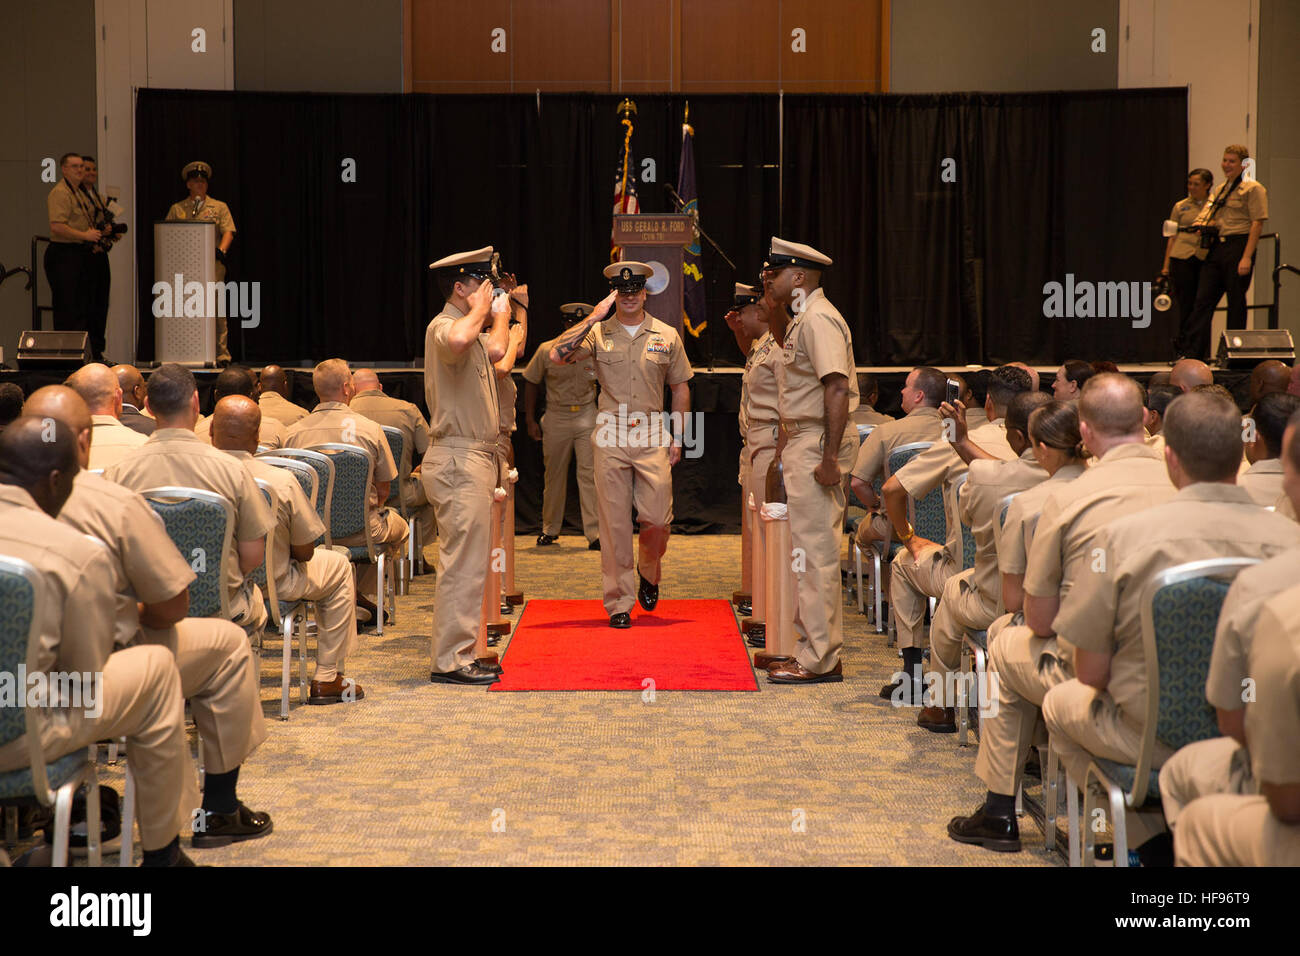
[947,804,1021,852]
[880,676,923,703]
[637,572,659,612]
[609,612,631,629]
[737,601,752,617]
[475,657,503,675]
[746,625,767,648]
[588,539,600,551]
[536,534,558,546]
[430,663,499,685]
[191,803,273,848]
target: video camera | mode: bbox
[91,200,127,253]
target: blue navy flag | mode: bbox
[678,110,706,352]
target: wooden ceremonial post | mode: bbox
[612,214,693,339]
[754,504,795,669]
[744,492,766,634]
[483,489,510,648]
[503,470,523,606]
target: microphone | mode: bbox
[664,183,685,210]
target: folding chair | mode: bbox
[262,448,335,548]
[141,487,235,619]
[380,425,420,581]
[249,480,311,721]
[861,441,933,637]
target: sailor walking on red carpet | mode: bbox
[548,262,693,628]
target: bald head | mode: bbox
[260,365,289,398]
[65,363,122,417]
[1079,373,1145,437]
[0,416,79,517]
[352,368,381,393]
[210,395,262,454]
[1289,365,1300,398]
[313,359,353,404]
[1171,358,1214,393]
[114,364,146,405]
[1249,360,1292,404]
[23,386,93,470]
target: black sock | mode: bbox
[141,835,180,867]
[900,648,924,700]
[1135,831,1174,867]
[985,791,1016,818]
[201,767,240,815]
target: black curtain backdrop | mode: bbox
[134,87,1186,533]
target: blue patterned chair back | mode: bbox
[0,557,41,750]
[855,425,874,446]
[310,443,373,544]
[885,442,929,480]
[248,483,274,595]
[885,441,946,546]
[1143,560,1256,753]
[142,487,234,619]
[381,426,405,510]
[261,450,330,546]
[953,473,977,569]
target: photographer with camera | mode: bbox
[1177,145,1269,361]
[43,153,100,352]
[80,156,125,362]
[165,161,237,365]
[1162,168,1212,359]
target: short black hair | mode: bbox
[964,369,990,408]
[1147,384,1180,418]
[0,415,78,490]
[1062,359,1095,390]
[986,365,1034,409]
[213,366,256,400]
[58,152,80,167]
[146,363,197,418]
[0,382,25,427]
[912,367,948,408]
[80,155,96,166]
[1251,393,1300,460]
[857,372,879,404]
[1006,390,1053,437]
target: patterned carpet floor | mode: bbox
[22,535,1061,867]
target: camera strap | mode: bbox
[1198,175,1241,226]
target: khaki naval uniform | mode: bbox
[194,412,286,451]
[1175,584,1300,866]
[1159,541,1300,823]
[1239,458,1283,508]
[57,471,267,825]
[88,414,148,470]
[103,428,275,632]
[422,301,500,671]
[1043,484,1300,799]
[739,331,782,524]
[578,312,693,615]
[259,390,311,427]
[852,404,894,428]
[285,402,407,597]
[350,388,436,550]
[890,418,1013,651]
[849,405,945,541]
[777,288,860,673]
[522,336,600,542]
[997,463,1087,582]
[234,451,358,682]
[975,442,1174,796]
[165,195,236,362]
[928,449,1046,703]
[0,485,187,852]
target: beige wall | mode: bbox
[1257,0,1300,340]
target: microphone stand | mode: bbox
[665,183,736,370]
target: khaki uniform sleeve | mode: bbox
[522,344,548,384]
[48,188,74,226]
[667,331,693,386]
[218,202,236,233]
[122,495,195,604]
[431,315,465,365]
[58,549,120,676]
[287,481,326,547]
[1052,525,1121,653]
[1245,611,1300,784]
[802,313,852,382]
[1206,577,1259,712]
[895,443,953,501]
[999,497,1032,575]
[164,202,181,222]
[264,420,286,449]
[1246,183,1268,222]
[851,429,886,483]
[410,408,430,456]
[1023,497,1067,598]
[236,468,276,541]
[374,430,398,483]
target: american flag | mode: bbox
[611,103,639,261]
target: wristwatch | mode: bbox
[897,521,915,544]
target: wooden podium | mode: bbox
[612,214,693,335]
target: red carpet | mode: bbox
[488,599,759,691]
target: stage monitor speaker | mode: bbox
[15,331,91,369]
[1215,329,1295,368]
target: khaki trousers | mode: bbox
[890,544,958,650]
[1158,737,1255,827]
[404,475,438,549]
[591,435,673,616]
[975,624,1072,795]
[541,405,599,541]
[784,427,857,674]
[929,567,998,704]
[0,646,188,852]
[139,618,267,829]
[1042,678,1174,793]
[281,547,358,683]
[338,508,409,597]
[214,258,230,364]
[423,444,496,672]
[1175,794,1300,866]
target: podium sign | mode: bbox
[613,214,694,335]
[154,220,217,366]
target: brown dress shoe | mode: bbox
[767,660,843,684]
[917,705,956,733]
[753,652,793,670]
[308,674,364,705]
